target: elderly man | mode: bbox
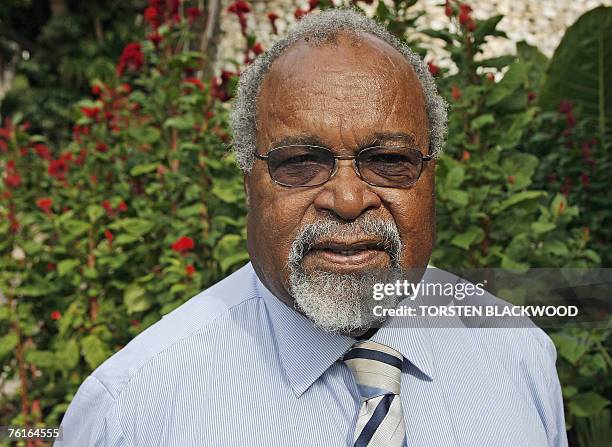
[57,8,567,447]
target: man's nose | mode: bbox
[313,160,382,221]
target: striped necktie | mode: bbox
[343,340,406,447]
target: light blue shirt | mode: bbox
[56,262,568,446]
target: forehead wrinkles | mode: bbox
[260,62,404,132]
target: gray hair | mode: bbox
[230,7,448,172]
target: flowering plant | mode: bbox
[0,0,247,430]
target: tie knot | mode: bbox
[342,340,403,399]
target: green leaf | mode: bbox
[473,15,505,46]
[544,240,569,257]
[568,392,610,417]
[177,203,205,218]
[211,178,245,203]
[119,218,155,237]
[486,63,528,107]
[470,114,495,130]
[87,204,105,223]
[446,190,469,207]
[127,126,161,144]
[476,55,516,69]
[57,339,80,369]
[0,333,18,359]
[124,284,150,314]
[451,227,485,250]
[12,284,52,297]
[25,350,56,368]
[516,41,549,89]
[130,163,159,176]
[213,234,249,272]
[57,259,81,276]
[114,234,140,245]
[62,219,90,238]
[164,115,195,130]
[539,6,612,145]
[444,165,465,189]
[492,191,545,214]
[81,335,111,369]
[531,222,556,234]
[420,28,455,44]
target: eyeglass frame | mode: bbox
[254,144,434,188]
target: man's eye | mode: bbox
[279,154,321,165]
[369,153,412,164]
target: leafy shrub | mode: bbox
[0,1,609,445]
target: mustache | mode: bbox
[287,215,403,268]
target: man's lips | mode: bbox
[304,240,390,267]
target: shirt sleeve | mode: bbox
[540,332,569,447]
[55,375,128,447]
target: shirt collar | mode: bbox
[254,267,436,397]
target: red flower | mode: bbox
[558,100,572,114]
[48,158,69,180]
[5,173,21,188]
[117,43,145,76]
[458,4,475,30]
[121,83,132,94]
[445,3,454,17]
[144,6,161,29]
[565,113,576,128]
[527,92,536,102]
[47,262,56,271]
[50,310,61,321]
[252,42,264,56]
[186,264,196,276]
[507,175,515,184]
[427,61,440,76]
[308,0,319,10]
[104,229,114,245]
[81,106,100,119]
[102,200,114,216]
[0,139,7,153]
[117,200,128,212]
[461,150,471,161]
[171,236,195,252]
[147,32,162,46]
[459,3,473,15]
[580,172,590,187]
[91,84,102,96]
[228,1,251,14]
[486,73,495,82]
[184,77,205,91]
[36,197,53,214]
[451,84,462,100]
[211,70,236,102]
[187,7,202,22]
[294,7,307,20]
[267,12,279,34]
[96,142,108,153]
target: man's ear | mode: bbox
[243,173,250,209]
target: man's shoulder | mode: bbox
[425,266,557,363]
[89,262,260,399]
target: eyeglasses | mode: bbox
[254,144,432,188]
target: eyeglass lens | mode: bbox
[266,145,423,187]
